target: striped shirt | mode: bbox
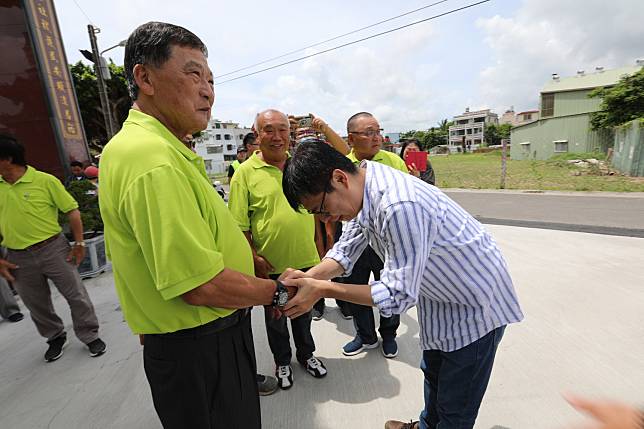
[325,161,524,351]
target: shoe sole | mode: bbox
[342,341,379,356]
[45,338,68,362]
[382,349,399,358]
[258,386,279,396]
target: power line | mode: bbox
[217,0,491,85]
[214,0,452,79]
[71,0,95,25]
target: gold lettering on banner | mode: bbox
[46,35,54,48]
[64,109,72,120]
[48,49,57,62]
[52,66,62,77]
[40,19,50,31]
[56,81,65,92]
[66,122,77,135]
[59,95,68,106]
[37,5,48,17]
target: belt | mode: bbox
[147,308,250,340]
[9,234,61,252]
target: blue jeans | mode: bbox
[419,326,506,429]
[345,246,399,343]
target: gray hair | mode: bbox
[124,21,207,100]
[253,109,290,132]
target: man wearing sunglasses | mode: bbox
[340,112,409,359]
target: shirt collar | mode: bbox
[124,109,199,162]
[0,165,34,185]
[247,150,290,169]
[348,149,385,164]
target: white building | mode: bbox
[194,119,252,176]
[448,108,499,152]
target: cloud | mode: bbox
[477,0,644,113]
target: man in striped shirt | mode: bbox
[281,142,524,429]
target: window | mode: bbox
[215,123,221,129]
[523,113,532,121]
[224,134,231,140]
[553,140,568,152]
[467,129,472,134]
[226,144,234,151]
[215,134,221,140]
[520,142,531,154]
[457,130,465,136]
[204,160,212,171]
[541,93,554,117]
[206,146,222,154]
[239,134,244,140]
[457,119,468,125]
[474,117,485,123]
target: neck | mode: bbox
[354,150,375,161]
[133,101,188,143]
[1,164,27,184]
[350,168,367,214]
[258,151,287,170]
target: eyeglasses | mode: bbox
[348,128,384,138]
[306,189,330,215]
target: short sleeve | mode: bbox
[227,170,251,231]
[120,165,225,300]
[48,177,78,213]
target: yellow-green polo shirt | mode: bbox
[347,149,409,173]
[230,160,241,171]
[0,166,77,249]
[228,152,320,274]
[99,109,254,334]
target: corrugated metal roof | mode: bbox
[541,66,641,94]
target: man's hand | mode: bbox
[0,258,18,282]
[310,114,328,134]
[278,268,309,282]
[253,254,274,279]
[564,393,644,429]
[408,163,421,178]
[281,277,326,319]
[66,244,85,266]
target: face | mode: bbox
[139,45,214,138]
[403,143,420,159]
[348,115,383,160]
[256,111,290,162]
[237,151,247,161]
[299,170,362,223]
[246,140,260,154]
[0,158,11,177]
[71,165,83,176]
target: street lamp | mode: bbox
[80,25,125,140]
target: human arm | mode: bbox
[244,231,274,279]
[310,115,350,155]
[282,277,374,318]
[66,209,85,266]
[564,394,644,429]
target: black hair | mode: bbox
[346,111,374,133]
[399,139,421,160]
[0,134,27,166]
[282,142,357,211]
[242,132,256,148]
[124,21,207,100]
[70,160,84,168]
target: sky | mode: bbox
[54,0,644,133]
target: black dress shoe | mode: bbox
[8,312,24,323]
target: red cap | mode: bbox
[84,165,99,179]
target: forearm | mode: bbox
[182,268,275,308]
[323,281,374,306]
[306,258,345,280]
[67,209,84,242]
[322,124,350,155]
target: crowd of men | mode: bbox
[0,20,640,429]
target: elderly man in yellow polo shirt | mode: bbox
[98,22,292,429]
[0,134,105,362]
[228,109,328,390]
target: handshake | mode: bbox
[275,268,329,319]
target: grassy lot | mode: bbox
[431,151,644,192]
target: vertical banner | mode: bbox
[23,0,89,168]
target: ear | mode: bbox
[347,133,355,146]
[331,169,349,188]
[133,64,155,96]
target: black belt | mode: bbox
[147,308,250,340]
[9,234,61,252]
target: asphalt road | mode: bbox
[445,189,644,237]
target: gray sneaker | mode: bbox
[45,334,68,362]
[257,374,278,396]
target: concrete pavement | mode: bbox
[1,224,643,428]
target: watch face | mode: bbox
[277,291,288,306]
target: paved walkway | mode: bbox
[1,225,643,428]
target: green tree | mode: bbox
[484,123,512,146]
[589,68,644,130]
[70,60,131,152]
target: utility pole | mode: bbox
[87,25,115,139]
[500,138,507,189]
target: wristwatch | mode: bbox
[272,280,289,308]
[74,241,86,247]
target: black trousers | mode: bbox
[265,272,316,366]
[143,311,260,429]
[345,246,400,343]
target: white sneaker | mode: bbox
[301,356,327,378]
[276,365,293,389]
